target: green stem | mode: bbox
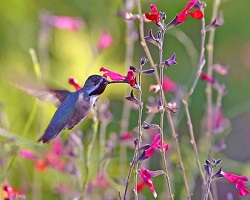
[82,112,99,198]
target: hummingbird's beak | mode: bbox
[108,79,129,84]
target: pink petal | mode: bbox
[177,10,188,23]
[53,139,63,155]
[162,76,177,93]
[222,171,249,183]
[51,16,84,31]
[236,180,250,197]
[3,184,15,198]
[145,147,155,158]
[97,31,113,51]
[100,67,125,80]
[139,168,157,198]
[140,168,153,179]
[185,0,197,10]
[19,149,37,160]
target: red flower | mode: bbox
[221,171,250,197]
[145,4,160,24]
[200,73,215,84]
[100,67,136,87]
[137,181,146,192]
[139,168,157,198]
[68,77,82,91]
[177,0,203,23]
[35,159,47,172]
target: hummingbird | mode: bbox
[17,75,128,143]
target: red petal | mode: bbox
[35,159,47,172]
[189,10,204,19]
[68,77,81,91]
[145,13,158,21]
[137,181,146,192]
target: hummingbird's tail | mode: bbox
[37,127,61,143]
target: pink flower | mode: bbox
[145,4,160,24]
[51,16,84,31]
[177,0,204,23]
[100,67,136,87]
[139,168,157,198]
[19,149,37,160]
[3,184,26,200]
[53,139,63,155]
[221,171,250,197]
[145,134,169,157]
[138,134,169,162]
[97,31,113,51]
[3,184,15,199]
[162,75,177,93]
[68,77,82,91]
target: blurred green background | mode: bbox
[1,0,250,199]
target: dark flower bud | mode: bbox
[142,69,155,75]
[130,66,140,73]
[140,57,148,67]
[204,164,212,176]
[160,12,166,21]
[206,159,211,166]
[211,167,224,179]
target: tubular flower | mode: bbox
[139,168,157,198]
[166,0,203,28]
[221,171,250,197]
[200,73,215,84]
[138,134,169,162]
[100,67,136,87]
[145,4,160,24]
[177,0,203,23]
[68,77,82,91]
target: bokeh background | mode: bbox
[1,0,250,199]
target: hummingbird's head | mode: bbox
[83,75,110,96]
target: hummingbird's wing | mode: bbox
[16,84,71,107]
[37,91,97,143]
